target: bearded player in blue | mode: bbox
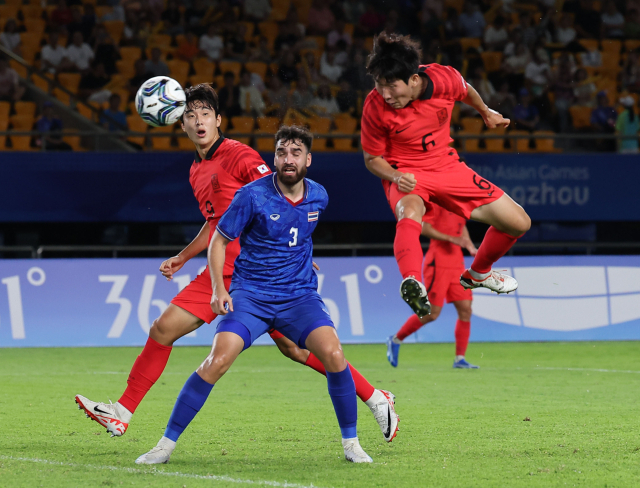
[135,125,373,465]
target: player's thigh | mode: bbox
[273,293,335,349]
[270,331,310,364]
[470,193,531,236]
[216,292,273,349]
[304,326,346,373]
[452,299,473,322]
[169,266,226,327]
[196,331,246,383]
[150,303,205,345]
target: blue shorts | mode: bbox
[216,290,334,350]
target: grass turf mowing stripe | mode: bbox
[534,367,640,374]
[0,455,330,488]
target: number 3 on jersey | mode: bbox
[289,227,298,247]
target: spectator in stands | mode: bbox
[554,13,577,47]
[289,74,314,111]
[517,12,537,48]
[299,51,322,89]
[161,0,184,36]
[247,36,272,63]
[328,19,353,49]
[342,0,366,26]
[444,7,464,40]
[484,15,508,52]
[503,28,523,57]
[274,12,305,54]
[334,39,350,67]
[490,80,517,120]
[80,4,97,39]
[67,5,94,43]
[277,50,298,85]
[41,32,69,74]
[573,68,597,106]
[421,6,444,46]
[311,83,339,116]
[622,49,640,92]
[0,56,25,102]
[242,0,272,23]
[36,102,72,151]
[177,32,200,62]
[624,8,640,38]
[336,78,357,113]
[601,0,625,38]
[513,88,540,131]
[51,0,74,29]
[200,25,224,62]
[145,47,170,77]
[93,31,120,76]
[503,43,530,90]
[575,0,602,39]
[0,19,22,57]
[122,10,144,47]
[342,48,372,92]
[359,2,385,35]
[459,1,485,38]
[381,10,400,36]
[320,46,344,83]
[185,0,211,37]
[79,61,111,102]
[100,92,128,132]
[264,75,289,117]
[591,91,618,132]
[65,31,94,73]
[238,70,266,117]
[224,24,249,62]
[552,60,575,133]
[616,95,639,153]
[217,71,242,118]
[128,59,152,99]
[307,0,336,35]
[524,48,551,98]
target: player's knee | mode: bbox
[428,308,441,321]
[202,352,234,376]
[320,348,346,371]
[458,305,472,322]
[280,343,309,364]
[149,317,174,345]
[509,212,531,236]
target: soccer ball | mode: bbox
[135,76,186,127]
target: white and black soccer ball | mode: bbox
[135,76,186,127]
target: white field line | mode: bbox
[534,367,640,374]
[0,455,328,488]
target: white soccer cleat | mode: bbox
[368,390,399,442]
[135,437,176,465]
[75,395,130,437]
[342,438,373,463]
[460,269,518,294]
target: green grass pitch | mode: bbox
[1,342,639,487]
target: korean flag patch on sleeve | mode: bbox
[257,164,270,174]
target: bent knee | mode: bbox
[201,353,234,376]
[280,344,309,364]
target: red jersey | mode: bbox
[189,135,271,241]
[423,203,466,268]
[361,64,468,170]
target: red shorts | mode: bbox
[382,152,504,219]
[422,253,472,308]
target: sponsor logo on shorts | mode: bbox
[308,211,319,221]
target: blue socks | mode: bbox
[326,367,358,439]
[164,372,214,442]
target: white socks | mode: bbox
[364,389,385,408]
[468,268,490,281]
[158,436,177,451]
[391,336,402,344]
[115,402,133,423]
[455,355,465,362]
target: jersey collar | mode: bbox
[417,66,434,101]
[194,133,226,162]
[271,172,308,205]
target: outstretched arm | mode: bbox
[208,230,233,315]
[363,151,417,193]
[159,221,210,281]
[462,84,510,129]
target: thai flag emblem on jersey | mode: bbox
[308,211,319,222]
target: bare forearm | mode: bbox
[179,222,210,262]
[363,152,401,182]
[461,225,472,241]
[421,223,455,242]
[207,231,229,292]
[461,84,491,117]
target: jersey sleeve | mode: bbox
[360,91,388,156]
[235,146,271,184]
[428,64,468,102]
[216,186,254,241]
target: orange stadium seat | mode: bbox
[10,114,35,130]
[258,21,278,51]
[167,59,190,86]
[460,117,484,133]
[229,116,255,133]
[307,36,326,51]
[120,47,142,66]
[0,5,19,19]
[312,136,328,151]
[150,125,176,150]
[459,38,481,52]
[31,74,50,93]
[293,0,311,23]
[147,34,172,49]
[126,115,148,147]
[333,116,357,133]
[307,117,331,135]
[219,61,242,81]
[9,59,27,78]
[63,135,83,151]
[95,6,113,19]
[569,105,593,129]
[189,74,215,86]
[245,61,267,80]
[57,72,82,93]
[510,130,531,152]
[625,40,640,52]
[0,102,10,121]
[52,87,72,105]
[456,130,480,152]
[116,60,135,79]
[14,101,36,118]
[257,116,280,133]
[269,0,290,21]
[21,5,42,19]
[331,132,357,151]
[601,39,621,54]
[484,127,507,152]
[10,135,33,151]
[534,131,561,152]
[239,21,255,41]
[193,58,215,77]
[0,119,8,150]
[177,133,193,150]
[579,39,599,52]
[481,51,503,72]
[76,102,97,122]
[103,21,124,45]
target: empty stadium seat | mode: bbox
[307,117,331,135]
[331,133,357,151]
[229,116,255,134]
[269,0,290,21]
[63,135,83,151]
[193,58,215,77]
[103,21,124,45]
[10,136,33,151]
[219,61,242,81]
[119,47,142,66]
[257,116,280,133]
[481,51,503,72]
[57,72,82,93]
[244,61,267,80]
[166,59,190,86]
[456,130,480,152]
[510,130,531,152]
[459,37,481,52]
[14,101,36,118]
[150,125,175,150]
[569,106,593,129]
[10,114,35,130]
[533,131,561,152]
[460,117,484,132]
[333,115,357,133]
[116,60,135,79]
[126,115,148,147]
[484,127,507,152]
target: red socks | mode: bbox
[396,314,424,341]
[394,218,423,280]
[471,226,518,274]
[455,320,471,356]
[304,353,375,402]
[118,337,172,413]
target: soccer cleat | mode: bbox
[453,358,479,369]
[386,336,400,368]
[342,438,373,463]
[460,269,518,294]
[75,395,129,437]
[135,438,175,465]
[399,276,431,317]
[369,390,400,442]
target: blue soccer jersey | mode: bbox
[216,172,328,297]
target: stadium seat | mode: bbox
[255,117,280,150]
[219,61,242,81]
[625,40,640,52]
[193,58,215,77]
[31,75,50,93]
[313,136,329,151]
[177,134,193,150]
[167,59,190,86]
[269,0,290,21]
[533,131,561,152]
[53,87,72,105]
[460,117,484,133]
[0,5,19,19]
[601,39,621,54]
[0,102,10,122]
[14,101,36,118]
[343,23,354,36]
[333,115,357,133]
[126,115,148,147]
[331,132,357,151]
[10,136,33,151]
[510,130,531,152]
[245,61,267,80]
[229,116,255,134]
[76,102,97,122]
[456,130,480,152]
[21,5,43,19]
[481,52,503,72]
[116,60,135,79]
[293,0,311,22]
[57,72,82,94]
[307,36,326,51]
[95,6,113,19]
[150,125,175,150]
[0,119,8,150]
[484,126,507,152]
[258,22,279,43]
[189,74,214,86]
[147,32,172,49]
[257,116,280,133]
[579,39,599,52]
[255,133,275,151]
[445,0,464,14]
[569,105,593,129]
[459,38,481,52]
[9,59,27,78]
[103,21,124,46]
[10,114,35,130]
[63,135,83,151]
[307,117,331,135]
[119,47,142,66]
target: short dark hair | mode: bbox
[366,32,422,83]
[182,83,220,120]
[275,124,313,152]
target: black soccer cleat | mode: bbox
[399,277,431,318]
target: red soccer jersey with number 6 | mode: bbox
[360,64,468,170]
